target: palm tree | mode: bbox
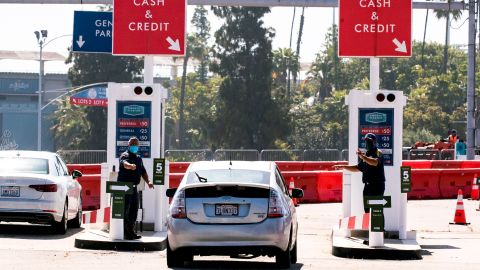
[434,0,463,73]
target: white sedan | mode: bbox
[0,151,82,234]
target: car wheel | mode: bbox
[290,239,297,264]
[166,239,184,268]
[276,240,292,269]
[68,197,82,229]
[53,201,68,235]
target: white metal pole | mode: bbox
[37,45,43,151]
[399,193,407,239]
[369,57,380,91]
[144,55,154,84]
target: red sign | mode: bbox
[339,0,412,57]
[70,97,108,107]
[113,0,186,55]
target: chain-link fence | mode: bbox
[303,149,341,161]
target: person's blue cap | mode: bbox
[364,133,377,141]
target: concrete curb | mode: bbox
[74,229,167,251]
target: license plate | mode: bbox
[1,186,20,197]
[215,204,238,216]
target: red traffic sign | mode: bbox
[113,0,186,55]
[339,0,412,57]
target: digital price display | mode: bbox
[116,101,152,158]
[358,108,394,166]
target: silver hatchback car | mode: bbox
[166,161,303,268]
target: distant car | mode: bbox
[0,151,83,234]
[166,161,303,268]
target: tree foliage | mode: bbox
[210,7,290,149]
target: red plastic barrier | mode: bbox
[461,160,480,168]
[408,169,441,199]
[281,171,319,203]
[276,162,304,172]
[67,164,101,175]
[303,161,347,171]
[169,173,185,189]
[431,160,463,169]
[76,174,101,211]
[439,168,480,198]
[401,160,432,169]
[169,162,191,174]
[316,171,343,202]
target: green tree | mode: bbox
[51,52,143,150]
[178,6,212,148]
[210,7,290,149]
[272,48,299,99]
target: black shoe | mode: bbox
[124,234,134,240]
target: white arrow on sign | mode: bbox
[76,35,85,48]
[393,38,407,53]
[368,198,388,206]
[166,37,181,51]
[110,185,130,192]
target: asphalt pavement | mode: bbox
[0,199,479,269]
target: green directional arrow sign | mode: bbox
[106,181,133,194]
[401,166,412,193]
[364,196,391,209]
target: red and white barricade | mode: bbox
[339,213,370,230]
[82,207,111,224]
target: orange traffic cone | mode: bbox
[450,189,470,225]
[289,177,299,206]
[472,174,479,200]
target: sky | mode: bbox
[0,3,472,75]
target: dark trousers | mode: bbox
[363,182,385,213]
[124,188,138,236]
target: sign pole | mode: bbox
[369,57,380,91]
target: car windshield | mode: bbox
[0,157,49,174]
[187,169,270,185]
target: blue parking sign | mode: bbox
[72,11,112,53]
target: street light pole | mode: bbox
[35,30,47,151]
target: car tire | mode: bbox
[53,201,68,235]
[276,240,292,269]
[166,239,184,268]
[68,197,82,229]
[290,239,297,264]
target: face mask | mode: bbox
[129,145,139,154]
[365,140,375,151]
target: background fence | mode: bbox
[57,148,473,164]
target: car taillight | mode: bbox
[29,184,57,192]
[268,189,285,218]
[171,189,186,219]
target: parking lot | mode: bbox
[0,199,479,270]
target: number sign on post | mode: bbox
[153,158,165,185]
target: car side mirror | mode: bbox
[291,188,304,199]
[166,188,177,198]
[72,170,83,179]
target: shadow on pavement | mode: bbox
[0,223,84,239]
[175,260,304,270]
[420,245,460,250]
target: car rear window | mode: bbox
[186,169,270,185]
[0,158,49,174]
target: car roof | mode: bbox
[0,150,57,159]
[188,161,274,172]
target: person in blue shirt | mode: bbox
[334,133,386,213]
[455,138,467,159]
[118,137,154,240]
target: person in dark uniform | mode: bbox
[118,137,154,240]
[334,133,386,213]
